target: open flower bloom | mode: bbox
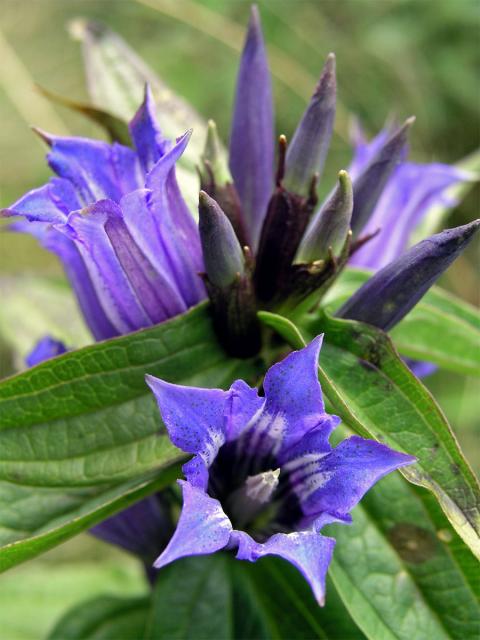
[347,123,472,271]
[147,337,415,604]
[5,88,205,341]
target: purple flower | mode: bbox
[347,123,471,271]
[4,88,205,340]
[25,336,68,367]
[146,337,414,604]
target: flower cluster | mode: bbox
[5,89,205,341]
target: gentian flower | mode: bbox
[347,122,473,271]
[4,88,205,341]
[146,337,415,604]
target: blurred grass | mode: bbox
[0,2,478,634]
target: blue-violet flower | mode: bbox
[146,336,415,604]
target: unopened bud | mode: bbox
[283,54,336,195]
[296,170,353,262]
[338,219,480,331]
[199,191,245,288]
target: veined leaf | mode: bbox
[0,303,260,571]
[322,268,480,376]
[326,470,480,640]
[259,311,480,558]
[236,558,365,639]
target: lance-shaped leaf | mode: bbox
[0,303,259,572]
[198,191,245,288]
[296,170,353,262]
[337,220,480,331]
[284,54,336,196]
[258,311,480,558]
[351,117,413,235]
[229,6,274,250]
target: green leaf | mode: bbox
[146,553,363,640]
[326,471,480,640]
[258,311,480,558]
[322,268,480,376]
[49,595,150,640]
[235,558,365,640]
[145,555,233,639]
[0,303,260,571]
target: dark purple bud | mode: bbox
[254,136,318,303]
[296,170,353,262]
[284,54,336,195]
[199,191,245,288]
[229,5,274,250]
[338,220,480,331]
[351,117,414,235]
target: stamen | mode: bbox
[227,468,281,528]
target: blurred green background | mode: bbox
[0,1,478,637]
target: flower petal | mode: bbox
[46,135,142,204]
[91,495,173,560]
[227,379,264,441]
[293,435,415,519]
[146,375,230,463]
[233,529,335,605]
[62,200,151,333]
[350,162,471,271]
[146,131,206,306]
[26,336,67,367]
[5,177,80,223]
[154,481,232,569]
[229,5,274,250]
[129,85,169,172]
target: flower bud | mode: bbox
[296,170,353,262]
[351,117,414,236]
[199,191,261,357]
[283,54,336,196]
[199,191,245,288]
[337,219,480,331]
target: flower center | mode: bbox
[225,468,281,529]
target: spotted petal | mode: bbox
[233,529,335,605]
[234,337,336,470]
[291,435,415,519]
[154,481,232,569]
[146,376,230,487]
